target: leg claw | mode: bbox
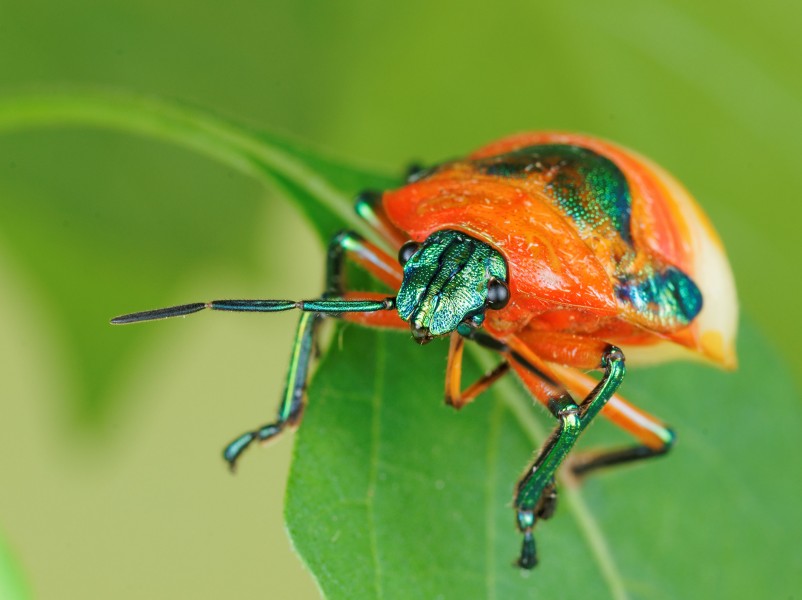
[517,530,538,569]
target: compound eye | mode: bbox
[486,279,510,310]
[398,241,420,265]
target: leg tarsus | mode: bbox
[223,431,256,472]
[223,421,288,472]
[515,483,556,569]
[518,529,537,570]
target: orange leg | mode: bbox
[512,329,611,370]
[444,333,510,409]
[323,231,408,329]
[497,335,627,569]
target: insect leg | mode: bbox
[223,230,402,470]
[547,365,675,477]
[444,333,509,409]
[507,330,675,475]
[513,390,580,569]
[111,233,402,470]
[354,190,408,249]
[325,229,402,294]
[222,311,318,470]
[111,230,403,471]
[510,345,625,569]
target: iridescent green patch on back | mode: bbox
[468,144,703,330]
[396,230,507,338]
[473,144,632,243]
[616,264,703,328]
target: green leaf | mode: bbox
[288,320,800,599]
[0,533,31,600]
[0,89,398,243]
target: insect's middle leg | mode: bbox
[222,230,403,470]
[444,333,510,409]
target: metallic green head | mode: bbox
[395,230,509,343]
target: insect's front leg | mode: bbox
[222,230,403,470]
[547,364,675,477]
[222,312,319,470]
[512,346,626,568]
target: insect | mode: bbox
[112,132,737,569]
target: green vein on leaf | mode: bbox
[367,336,386,600]
[483,398,503,600]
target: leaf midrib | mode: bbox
[484,398,504,600]
[367,336,386,600]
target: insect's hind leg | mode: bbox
[223,229,403,470]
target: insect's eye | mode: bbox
[398,241,420,265]
[486,279,510,310]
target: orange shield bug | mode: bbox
[113,132,737,568]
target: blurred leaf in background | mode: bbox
[0,532,31,600]
[0,1,800,599]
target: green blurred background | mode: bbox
[0,1,800,598]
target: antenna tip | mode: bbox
[109,302,207,324]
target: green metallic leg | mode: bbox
[222,312,319,470]
[222,230,396,470]
[571,427,675,476]
[514,346,625,568]
[354,191,408,249]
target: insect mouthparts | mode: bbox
[411,323,433,344]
